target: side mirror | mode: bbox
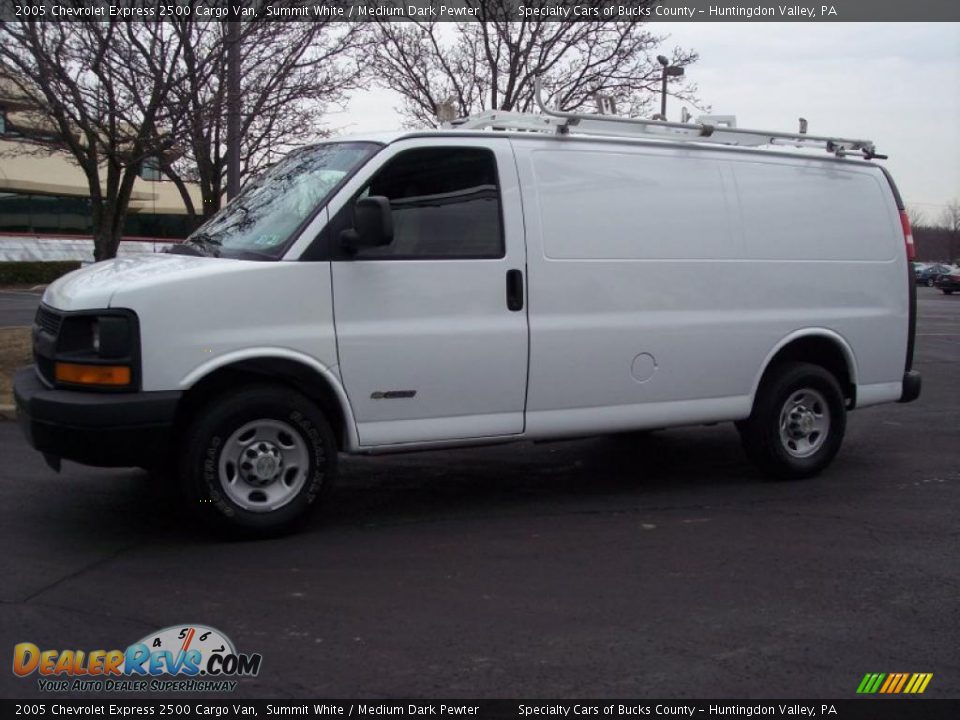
[339,196,393,253]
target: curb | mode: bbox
[0,404,15,421]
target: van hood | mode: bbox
[43,254,253,311]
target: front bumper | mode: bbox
[14,367,181,468]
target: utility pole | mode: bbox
[656,55,684,121]
[226,17,241,200]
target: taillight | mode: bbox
[900,210,915,260]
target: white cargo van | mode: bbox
[15,98,921,535]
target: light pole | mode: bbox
[226,17,241,201]
[657,55,684,120]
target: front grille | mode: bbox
[33,306,61,387]
[35,306,62,336]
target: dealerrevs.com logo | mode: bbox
[12,624,262,693]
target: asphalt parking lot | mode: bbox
[0,289,41,328]
[0,288,957,700]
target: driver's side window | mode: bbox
[350,146,504,260]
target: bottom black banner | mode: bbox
[2,700,959,720]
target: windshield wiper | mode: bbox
[184,231,222,257]
[165,232,222,258]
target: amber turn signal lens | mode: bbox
[55,362,131,387]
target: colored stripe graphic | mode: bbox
[893,673,909,693]
[856,673,885,694]
[905,673,934,694]
[857,673,933,694]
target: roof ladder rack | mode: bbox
[445,76,884,160]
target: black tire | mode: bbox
[738,361,846,480]
[180,384,337,537]
[943,290,954,295]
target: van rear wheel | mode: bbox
[180,384,337,537]
[739,362,846,480]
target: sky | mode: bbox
[328,22,960,218]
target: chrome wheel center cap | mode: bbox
[788,408,815,438]
[242,442,283,486]
[255,456,278,478]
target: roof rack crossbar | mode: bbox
[445,77,882,160]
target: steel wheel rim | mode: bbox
[778,388,830,459]
[218,418,309,512]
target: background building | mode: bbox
[0,79,200,262]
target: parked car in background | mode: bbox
[934,269,960,295]
[915,263,954,286]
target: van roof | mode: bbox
[340,80,882,166]
[332,128,880,167]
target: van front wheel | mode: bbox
[180,384,337,536]
[739,362,846,480]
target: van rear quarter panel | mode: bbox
[513,138,907,434]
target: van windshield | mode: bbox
[181,142,380,260]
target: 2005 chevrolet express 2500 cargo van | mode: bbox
[15,95,921,535]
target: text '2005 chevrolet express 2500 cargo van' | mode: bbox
[15,91,921,535]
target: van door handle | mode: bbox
[506,269,524,312]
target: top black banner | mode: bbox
[2,0,959,23]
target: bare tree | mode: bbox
[940,199,960,263]
[939,200,960,233]
[372,4,700,127]
[0,18,185,261]
[163,16,368,222]
[906,205,929,229]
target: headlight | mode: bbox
[53,312,138,389]
[58,315,132,359]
